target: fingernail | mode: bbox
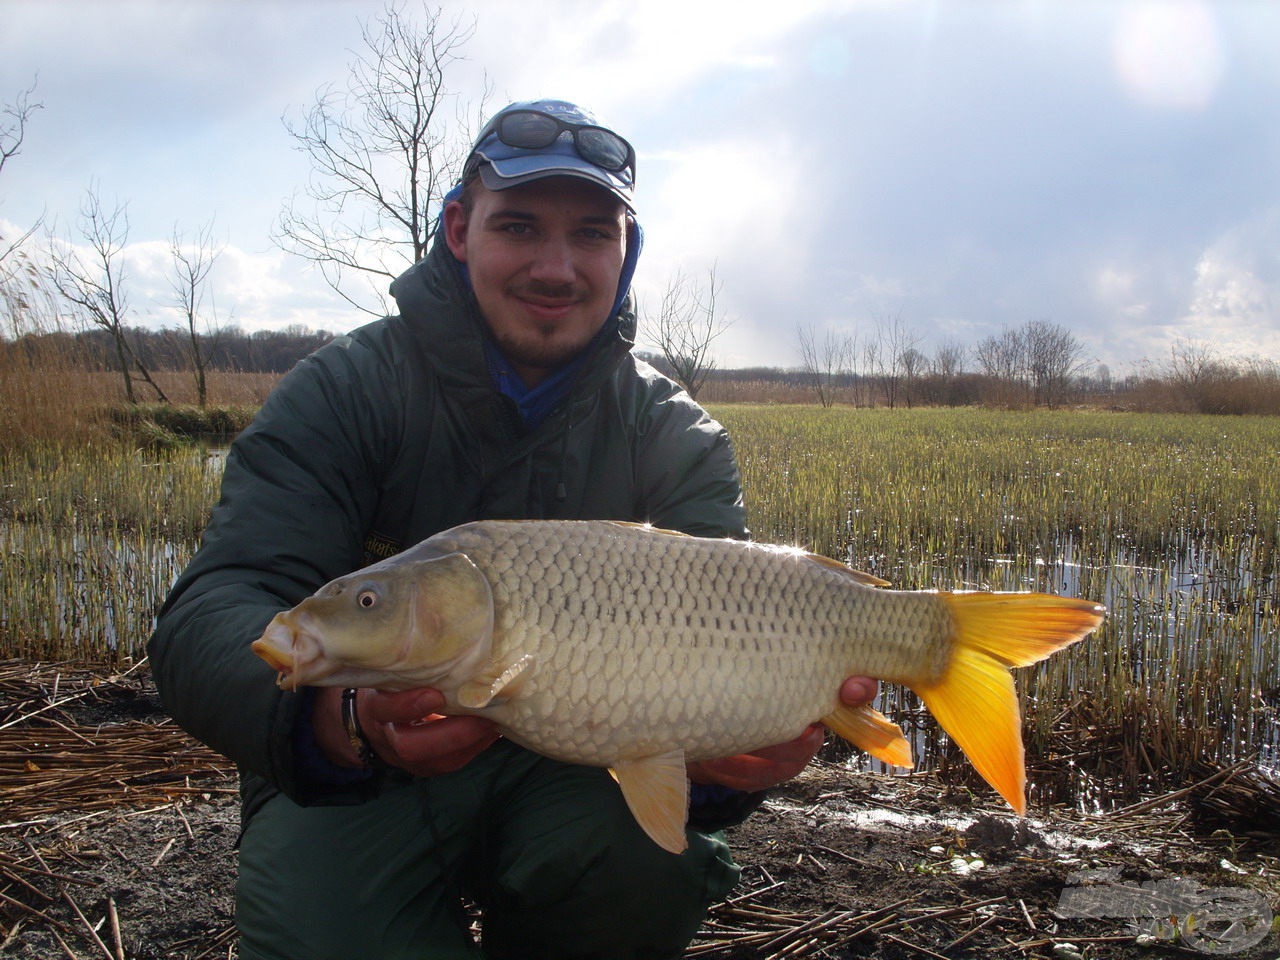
[412,690,443,717]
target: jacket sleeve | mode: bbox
[629,370,748,540]
[148,332,401,804]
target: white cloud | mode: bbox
[463,0,860,117]
[1180,216,1280,359]
[1112,0,1226,110]
[1093,265,1149,321]
[6,0,1280,375]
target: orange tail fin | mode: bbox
[916,593,1104,814]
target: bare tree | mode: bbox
[898,347,928,407]
[1,78,44,277]
[930,339,966,379]
[1163,338,1236,412]
[867,311,919,409]
[1166,338,1225,391]
[973,325,1027,407]
[921,338,968,406]
[797,323,854,408]
[648,264,732,401]
[47,186,167,404]
[274,3,484,316]
[170,221,225,407]
[1023,319,1089,407]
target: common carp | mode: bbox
[252,519,1104,853]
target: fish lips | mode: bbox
[251,611,328,690]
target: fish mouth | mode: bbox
[251,612,325,690]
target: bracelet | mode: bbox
[341,688,376,767]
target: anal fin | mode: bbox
[822,702,914,769]
[610,751,690,855]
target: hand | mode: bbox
[314,687,499,777]
[686,675,879,793]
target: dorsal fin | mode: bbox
[604,520,694,537]
[608,521,891,586]
[801,551,891,587]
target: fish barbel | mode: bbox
[253,520,1104,853]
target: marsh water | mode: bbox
[4,411,1278,808]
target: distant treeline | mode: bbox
[6,327,1280,417]
[1,325,337,374]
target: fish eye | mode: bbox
[357,589,379,609]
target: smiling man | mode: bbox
[447,176,628,383]
[150,99,877,959]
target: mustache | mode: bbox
[511,280,585,302]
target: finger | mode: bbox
[381,715,499,776]
[690,727,825,792]
[690,758,775,792]
[360,687,446,725]
[699,756,794,792]
[839,675,879,706]
[747,724,825,763]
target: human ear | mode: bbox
[443,201,469,262]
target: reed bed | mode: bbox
[712,405,1280,805]
[3,405,1278,806]
[1,442,221,663]
[0,352,278,449]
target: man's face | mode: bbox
[444,176,628,386]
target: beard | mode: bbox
[491,322,597,377]
[489,280,609,379]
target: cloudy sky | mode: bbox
[2,0,1277,376]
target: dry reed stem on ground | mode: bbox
[0,659,234,827]
[0,658,1278,958]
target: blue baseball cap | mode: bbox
[467,99,636,211]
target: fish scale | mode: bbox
[253,518,1105,854]
[430,521,952,764]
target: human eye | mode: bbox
[578,223,620,243]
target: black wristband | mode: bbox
[341,688,376,768]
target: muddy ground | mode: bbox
[2,663,1277,959]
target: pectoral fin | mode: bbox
[609,751,690,855]
[457,654,535,709]
[822,703,914,768]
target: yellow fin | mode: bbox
[457,654,535,709]
[917,592,1105,814]
[942,592,1106,667]
[822,703,914,768]
[610,751,690,855]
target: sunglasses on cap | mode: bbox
[480,109,636,185]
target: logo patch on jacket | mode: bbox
[363,531,403,565]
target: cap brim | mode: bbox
[475,150,635,212]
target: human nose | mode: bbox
[527,236,576,284]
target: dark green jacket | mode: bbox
[148,238,747,819]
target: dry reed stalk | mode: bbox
[0,723,234,824]
[0,659,234,827]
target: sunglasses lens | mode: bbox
[488,109,634,184]
[577,128,630,174]
[497,111,561,149]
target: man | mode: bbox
[150,99,877,959]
